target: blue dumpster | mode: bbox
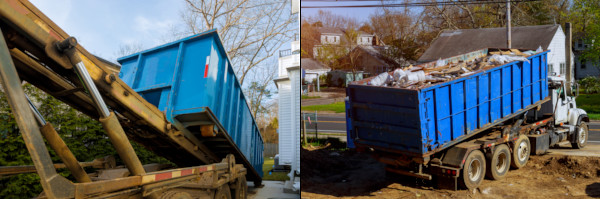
[346,49,549,157]
[118,29,264,181]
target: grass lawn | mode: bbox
[301,95,321,100]
[576,93,600,120]
[301,101,345,113]
[262,157,289,181]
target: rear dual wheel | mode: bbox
[213,184,232,199]
[486,144,511,180]
[460,150,486,190]
[511,135,530,169]
[231,176,247,199]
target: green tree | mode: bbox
[0,84,171,198]
[569,0,600,61]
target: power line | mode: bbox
[301,0,540,8]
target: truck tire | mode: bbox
[486,144,510,180]
[213,184,232,199]
[231,176,247,199]
[511,135,530,169]
[460,150,486,190]
[571,122,588,149]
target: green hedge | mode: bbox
[0,84,171,198]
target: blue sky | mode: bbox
[30,0,186,62]
[29,0,295,102]
[300,1,380,23]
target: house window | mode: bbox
[549,64,554,75]
[560,63,565,75]
[578,39,583,48]
[581,59,586,69]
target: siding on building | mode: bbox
[291,69,301,172]
[277,79,293,164]
[575,58,600,79]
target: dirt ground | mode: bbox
[301,147,600,199]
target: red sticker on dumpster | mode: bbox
[204,56,210,78]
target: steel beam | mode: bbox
[40,123,92,183]
[0,27,74,198]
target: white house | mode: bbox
[273,0,300,192]
[418,24,575,80]
[301,58,330,83]
[313,28,383,58]
[357,32,375,45]
[574,37,600,79]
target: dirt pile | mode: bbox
[302,151,600,198]
[530,155,600,179]
[301,148,386,196]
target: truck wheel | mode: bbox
[460,150,486,190]
[213,184,232,199]
[571,122,588,149]
[231,176,247,199]
[511,135,530,169]
[486,144,510,180]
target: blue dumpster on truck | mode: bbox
[345,49,563,190]
[118,29,264,183]
[347,49,548,156]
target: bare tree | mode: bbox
[114,42,145,60]
[245,58,277,118]
[180,0,296,86]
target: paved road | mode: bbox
[587,121,600,144]
[304,114,347,141]
[304,117,600,147]
[304,115,346,133]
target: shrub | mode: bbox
[578,76,600,94]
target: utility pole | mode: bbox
[507,0,511,49]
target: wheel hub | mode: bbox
[468,159,481,181]
[579,127,586,145]
[496,152,507,173]
[517,141,528,162]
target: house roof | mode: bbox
[317,27,344,35]
[418,24,561,62]
[341,45,410,68]
[301,58,330,70]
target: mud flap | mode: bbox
[435,175,458,191]
[431,164,459,190]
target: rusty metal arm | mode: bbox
[0,0,220,166]
[0,26,74,198]
[25,95,93,183]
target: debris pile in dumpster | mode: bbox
[367,48,542,89]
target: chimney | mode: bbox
[565,23,572,94]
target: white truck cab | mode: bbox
[541,75,589,148]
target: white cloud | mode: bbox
[134,16,172,34]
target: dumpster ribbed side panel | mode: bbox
[346,86,422,154]
[118,30,264,180]
[419,52,548,152]
[347,51,548,157]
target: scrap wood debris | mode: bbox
[368,48,542,89]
